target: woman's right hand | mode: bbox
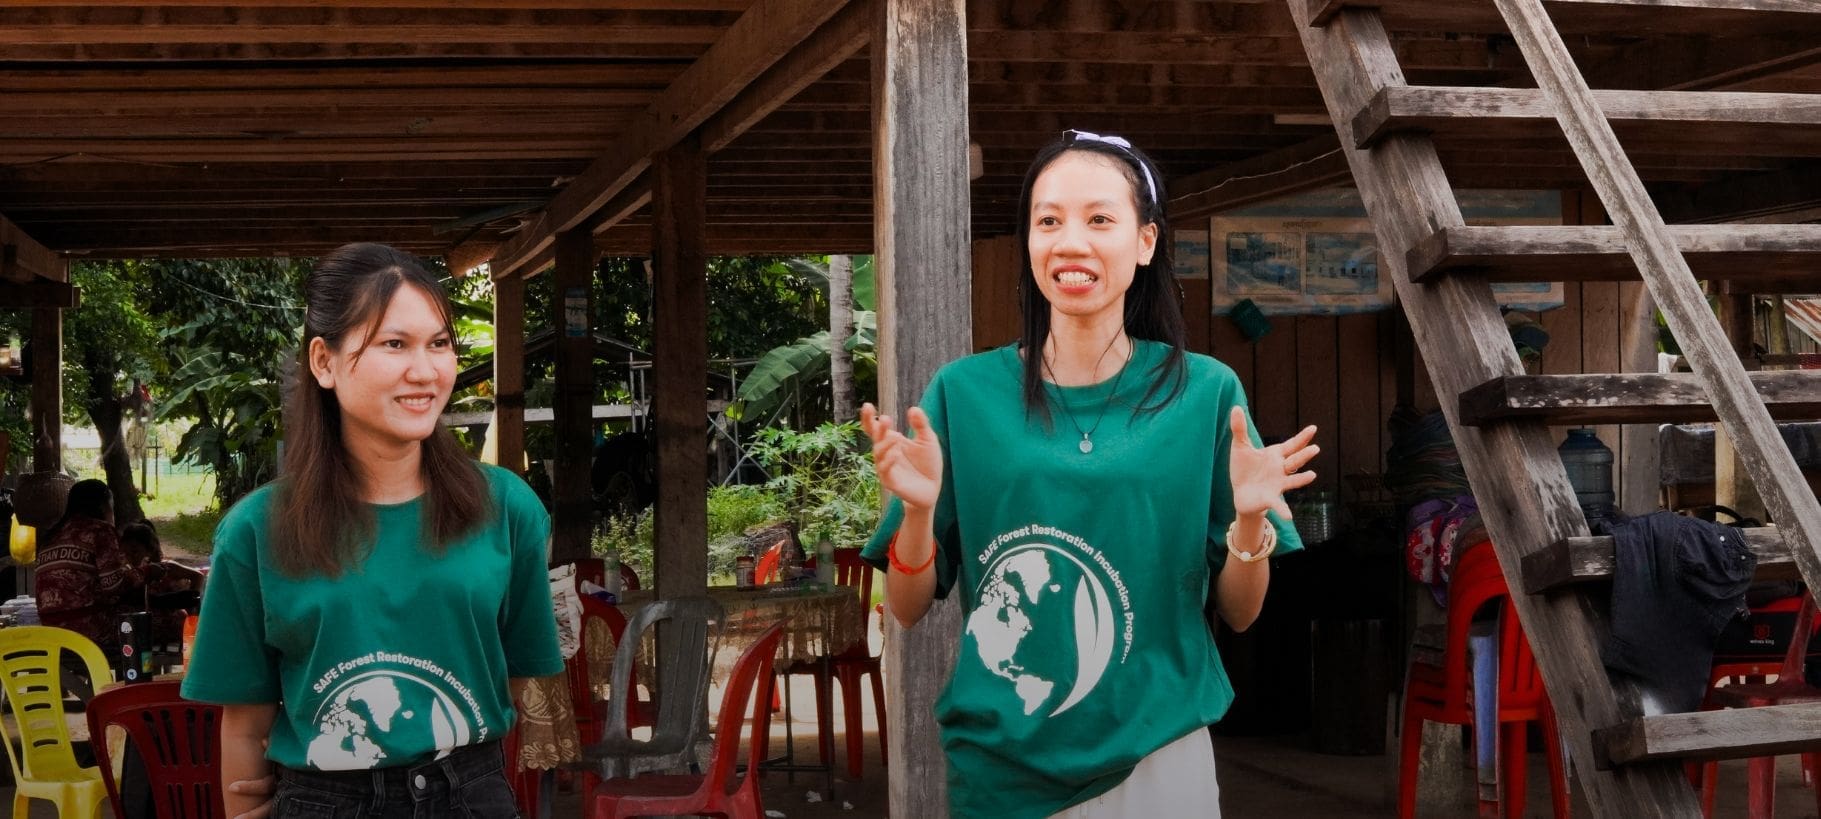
[862,402,943,512]
[227,775,275,819]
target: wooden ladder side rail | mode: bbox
[1283,4,1703,816]
[1492,0,1821,634]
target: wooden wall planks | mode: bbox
[969,211,1664,503]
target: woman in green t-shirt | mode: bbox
[182,243,564,818]
[861,132,1320,817]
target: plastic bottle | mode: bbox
[815,537,836,586]
[603,550,623,597]
[1558,428,1615,525]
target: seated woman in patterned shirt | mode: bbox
[36,479,146,651]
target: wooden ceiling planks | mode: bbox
[0,0,1816,260]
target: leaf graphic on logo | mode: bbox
[1051,576,1115,716]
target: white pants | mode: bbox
[1049,729,1221,818]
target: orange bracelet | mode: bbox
[887,533,937,575]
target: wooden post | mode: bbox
[30,306,60,473]
[551,229,596,564]
[492,274,527,475]
[874,0,970,815]
[651,136,709,601]
[1619,283,1661,515]
[1714,293,1765,521]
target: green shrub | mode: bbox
[748,421,881,549]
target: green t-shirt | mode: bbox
[863,341,1301,818]
[181,463,564,772]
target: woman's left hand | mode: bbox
[1228,407,1319,520]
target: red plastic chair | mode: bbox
[86,680,224,819]
[782,547,887,779]
[1398,543,1570,819]
[1696,592,1821,819]
[588,620,787,819]
[754,541,784,586]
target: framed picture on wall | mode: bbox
[1210,217,1390,315]
[1173,229,1210,279]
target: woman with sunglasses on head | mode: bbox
[181,243,563,818]
[861,131,1319,818]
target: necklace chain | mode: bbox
[1042,333,1130,454]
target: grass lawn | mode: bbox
[138,470,221,559]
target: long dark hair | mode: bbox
[1013,133,1187,423]
[46,479,110,543]
[273,242,487,577]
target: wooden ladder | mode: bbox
[1286,1,1821,816]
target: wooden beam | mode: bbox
[0,42,713,61]
[1459,371,1821,426]
[650,136,709,601]
[1589,33,1821,91]
[1351,87,1821,156]
[1286,3,1702,814]
[964,31,1530,70]
[1656,162,1821,223]
[550,228,596,564]
[30,307,60,472]
[491,274,526,476]
[0,278,76,310]
[6,1,751,8]
[0,6,730,45]
[1521,526,1790,593]
[701,0,871,152]
[874,0,970,815]
[0,214,62,284]
[1405,224,1821,284]
[488,0,850,278]
[1309,0,1821,36]
[1166,134,1349,221]
[444,239,501,279]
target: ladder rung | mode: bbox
[1407,225,1821,285]
[1460,372,1821,427]
[1351,87,1821,157]
[1594,702,1821,768]
[1520,526,1786,594]
[1307,0,1821,35]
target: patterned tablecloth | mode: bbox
[512,583,866,771]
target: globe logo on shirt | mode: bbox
[307,670,474,770]
[966,540,1120,717]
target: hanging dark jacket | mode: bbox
[1601,512,1757,714]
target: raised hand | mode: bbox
[862,402,944,512]
[1228,407,1318,520]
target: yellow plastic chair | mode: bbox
[0,626,113,819]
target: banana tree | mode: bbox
[729,256,876,427]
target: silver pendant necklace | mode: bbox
[1043,334,1130,455]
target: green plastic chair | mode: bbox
[0,626,114,819]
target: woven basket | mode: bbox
[12,471,73,528]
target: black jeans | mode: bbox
[273,741,519,819]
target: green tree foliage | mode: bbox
[146,259,308,509]
[60,261,163,521]
[729,256,878,426]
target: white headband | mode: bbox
[1063,129,1159,210]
